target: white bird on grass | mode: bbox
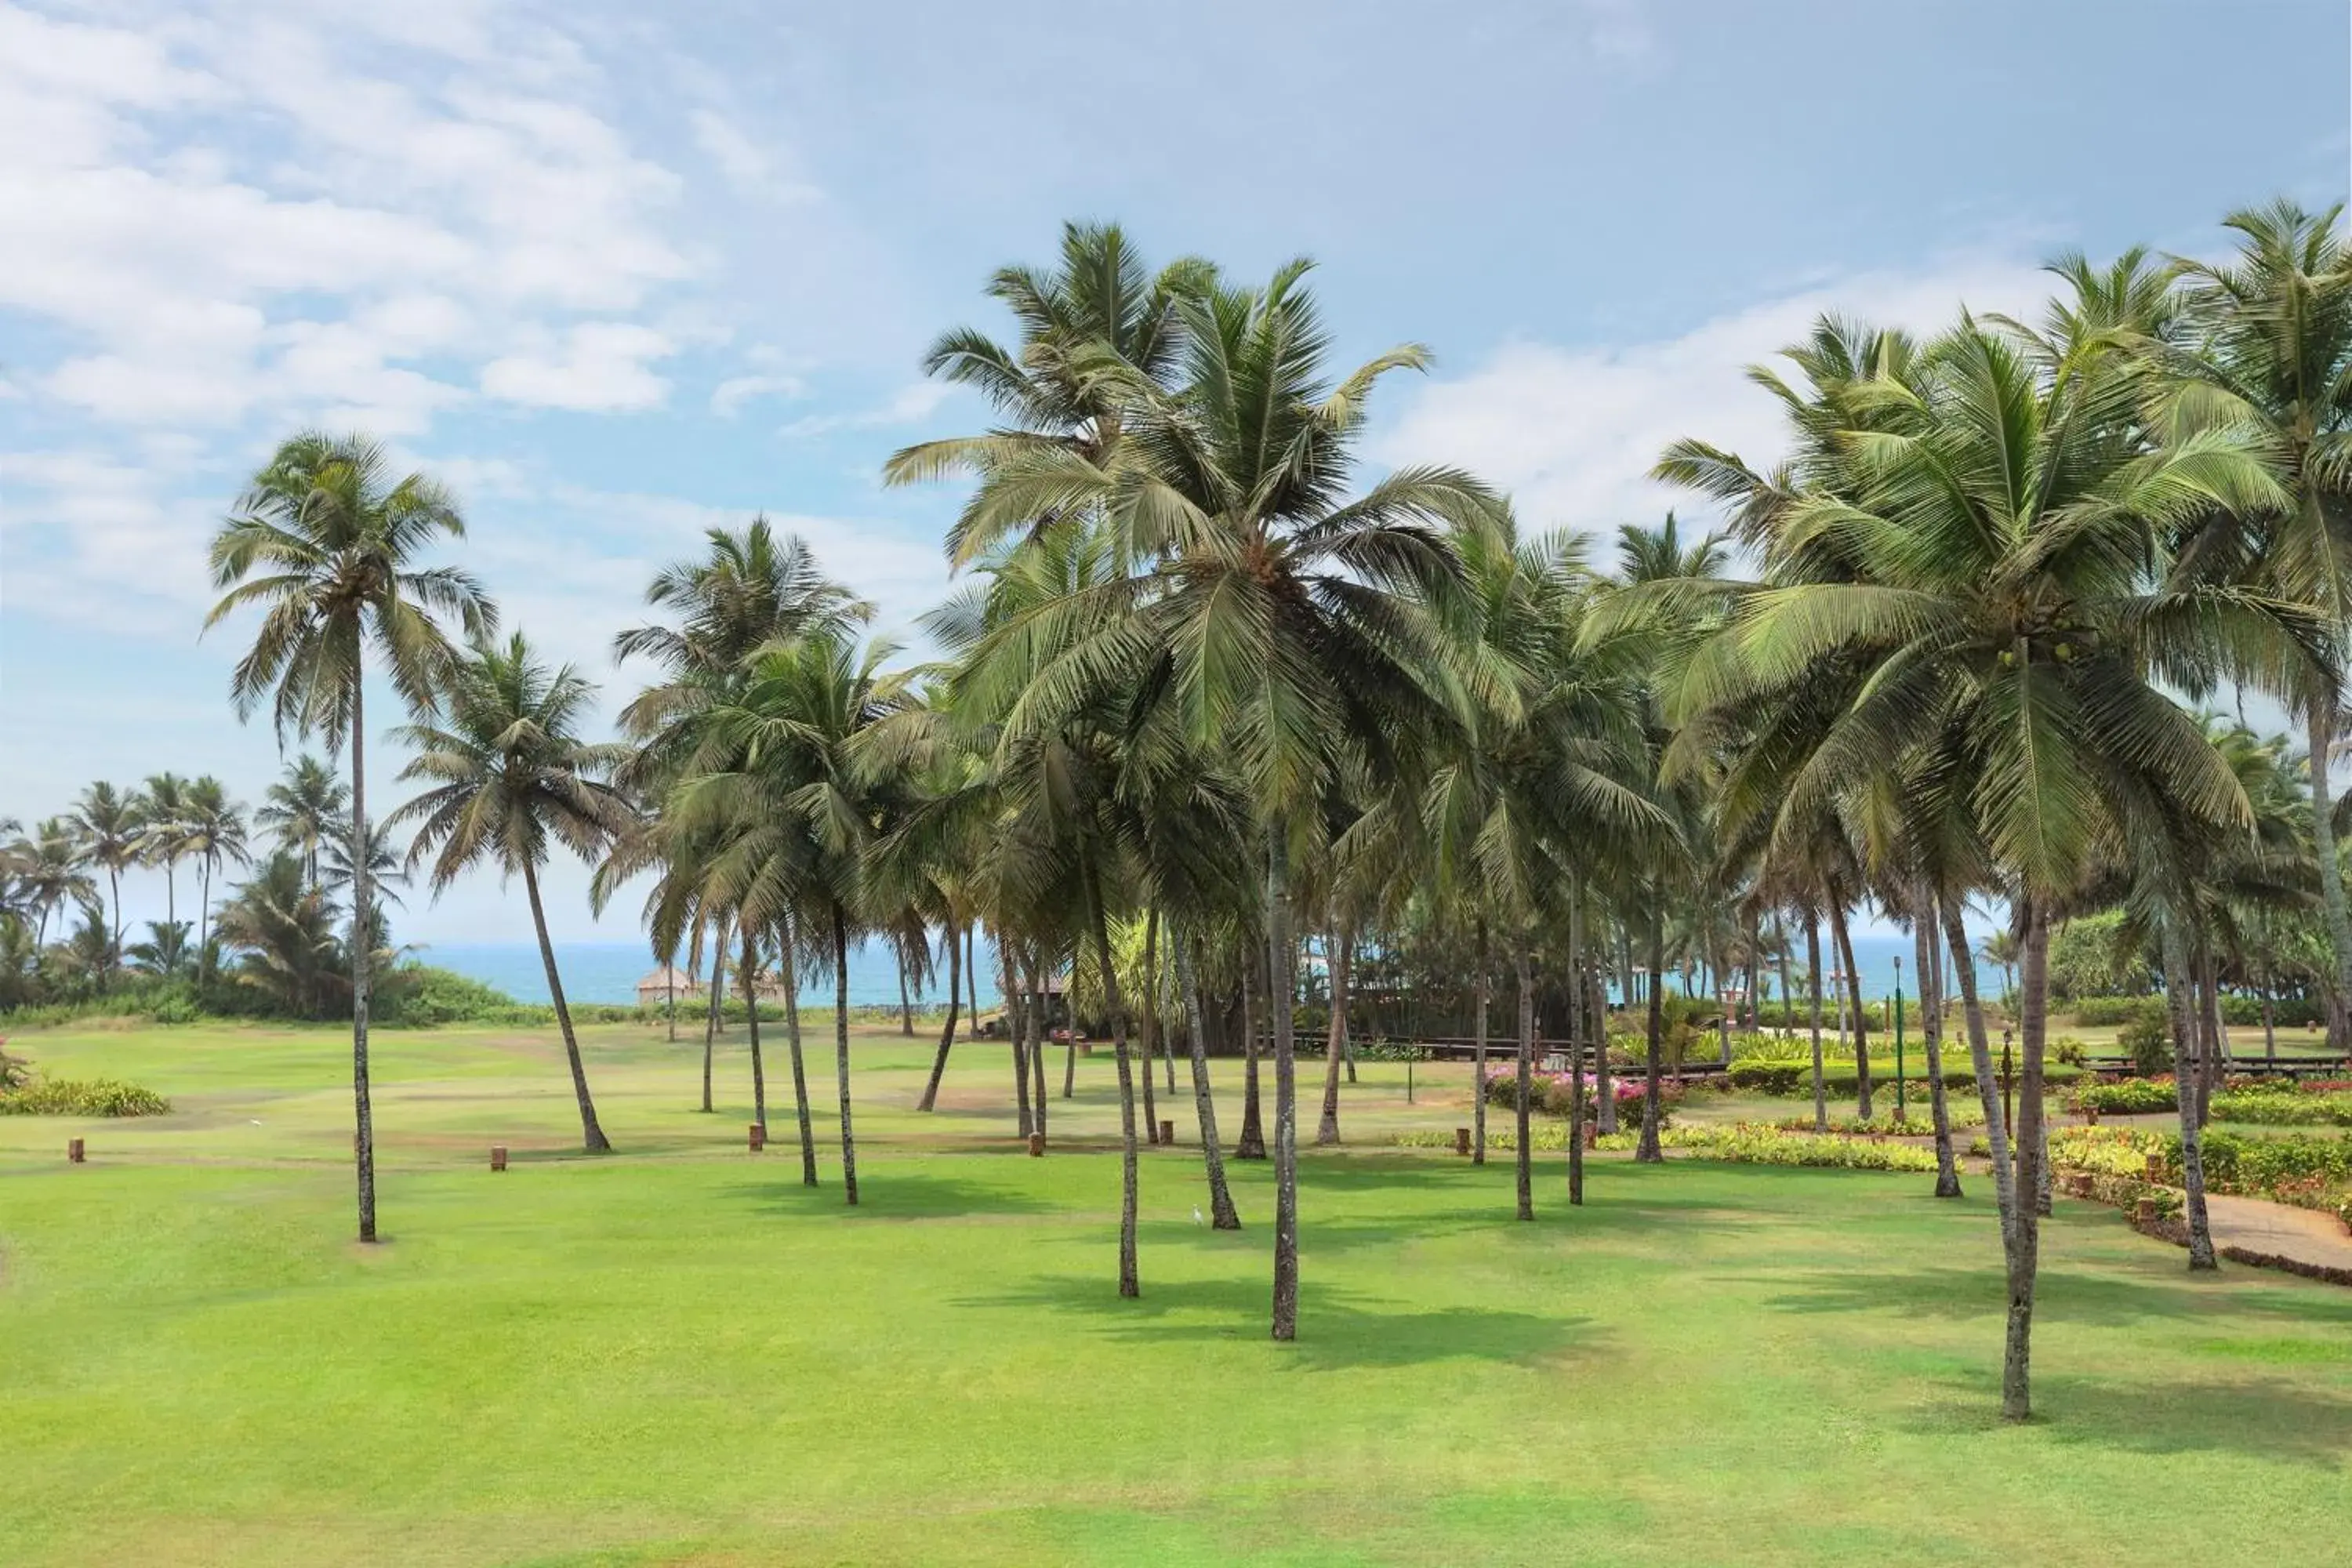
[1192,1205,1204,1225]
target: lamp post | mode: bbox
[1893,954,1906,1122]
[2001,1025,2015,1145]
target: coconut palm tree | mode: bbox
[206,431,495,1243]
[390,632,637,1153]
[10,818,93,949]
[1672,311,2314,1419]
[214,851,347,1018]
[69,781,141,966]
[951,260,1501,1338]
[257,756,349,891]
[181,778,249,982]
[137,773,193,930]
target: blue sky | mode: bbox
[2,0,2347,946]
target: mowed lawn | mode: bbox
[3,1020,2350,1566]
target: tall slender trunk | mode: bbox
[1773,914,1794,1059]
[1914,887,1958,1197]
[702,918,726,1113]
[1267,828,1300,1342]
[1027,953,1049,1142]
[2002,899,2051,1421]
[1637,899,1665,1163]
[1472,922,1490,1166]
[1316,920,1351,1145]
[198,859,212,983]
[524,858,610,1153]
[1236,962,1266,1160]
[1567,887,1586,1205]
[967,924,980,1029]
[1595,936,1617,1134]
[742,927,768,1133]
[1806,911,1827,1133]
[347,689,377,1243]
[1178,931,1240,1229]
[1343,933,1359,1085]
[1139,909,1161,1145]
[2307,700,2352,1052]
[2262,982,2278,1065]
[1005,941,1032,1139]
[782,917,817,1186]
[1830,893,1871,1120]
[2199,950,2227,1116]
[1084,866,1141,1297]
[898,951,913,1036]
[1514,942,1536,1221]
[1943,893,2016,1240]
[666,952,677,1043]
[833,904,858,1206]
[917,918,963,1113]
[1062,954,1078,1099]
[2161,920,2218,1269]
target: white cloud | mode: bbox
[481,322,675,411]
[779,381,953,440]
[1377,256,2053,533]
[710,372,807,416]
[690,107,822,202]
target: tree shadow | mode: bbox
[956,1272,1602,1371]
[1750,1264,2352,1330]
[1900,1371,2352,1467]
[718,1169,1058,1220]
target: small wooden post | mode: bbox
[2133,1196,2158,1227]
[2143,1153,2164,1181]
[2084,1105,2099,1127]
[748,1123,766,1152]
[67,1138,85,1164]
[489,1145,507,1172]
[1583,1120,1599,1150]
[1158,1119,1174,1145]
[1027,1132,1045,1157]
[1454,1127,1471,1156]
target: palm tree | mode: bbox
[1671,312,2312,1418]
[206,431,495,1243]
[214,852,347,1018]
[10,818,93,949]
[948,260,1501,1338]
[2157,200,2352,1049]
[391,632,636,1153]
[125,919,194,979]
[257,756,348,890]
[181,778,249,982]
[138,773,193,930]
[70,781,141,966]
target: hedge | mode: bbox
[0,1077,172,1116]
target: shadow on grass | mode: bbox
[1900,1370,2352,1466]
[956,1271,1599,1370]
[1755,1263,2352,1330]
[719,1168,1059,1220]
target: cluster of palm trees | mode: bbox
[18,200,2347,1425]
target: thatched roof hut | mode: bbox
[635,965,706,1008]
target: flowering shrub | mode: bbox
[2208,1089,2352,1127]
[0,1076,172,1117]
[2051,1124,2352,1224]
[2072,1078,2180,1116]
[1480,1067,1679,1124]
[1772,1105,1985,1136]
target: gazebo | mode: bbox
[635,965,706,1009]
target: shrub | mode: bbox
[0,1036,30,1091]
[2073,1077,2180,1115]
[2117,1011,2172,1075]
[1773,1105,1985,1136]
[0,1076,172,1116]
[2071,996,2168,1028]
[2208,1089,2352,1127]
[1596,1123,1938,1171]
[1356,1038,1428,1062]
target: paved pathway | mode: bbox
[2198,1192,2352,1274]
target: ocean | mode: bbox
[423,927,1953,1010]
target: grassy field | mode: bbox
[4,1017,2350,1566]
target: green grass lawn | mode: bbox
[4,1018,2350,1566]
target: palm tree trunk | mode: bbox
[1316,920,1350,1145]
[1830,894,1871,1120]
[741,927,768,1134]
[1595,947,1617,1134]
[1638,900,1665,1163]
[2002,899,2052,1422]
[1472,922,1490,1166]
[2161,921,2218,1269]
[1236,962,1266,1160]
[197,858,212,985]
[2307,700,2352,1052]
[1062,967,1078,1100]
[832,904,858,1205]
[1343,932,1359,1086]
[2200,950,2227,1116]
[1514,941,1536,1221]
[523,858,610,1152]
[782,920,817,1186]
[1178,930,1240,1229]
[1266,828,1300,1342]
[1005,941,1033,1139]
[701,919,726,1114]
[917,917,963,1112]
[1139,909,1161,1145]
[1915,887,1959,1197]
[1083,866,1141,1298]
[1026,953,1049,1144]
[666,950,677,1043]
[1942,892,2016,1240]
[2262,983,2277,1065]
[347,691,378,1244]
[1567,887,1586,1206]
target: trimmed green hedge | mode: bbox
[0,1077,172,1116]
[1726,1059,2079,1096]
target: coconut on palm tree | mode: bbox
[391,632,636,1153]
[206,431,495,1243]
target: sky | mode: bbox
[2,0,2347,948]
